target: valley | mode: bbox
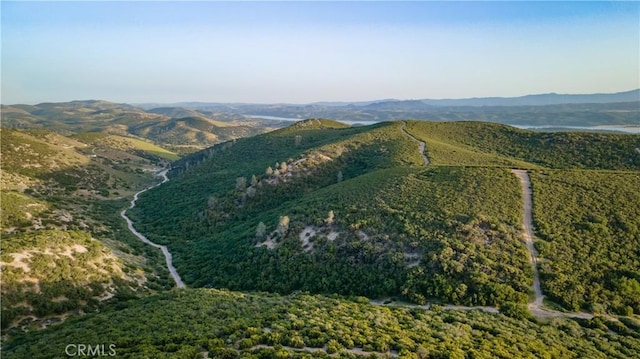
[120,170,186,289]
[1,101,639,357]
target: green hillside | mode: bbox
[3,289,639,358]
[1,230,127,329]
[3,119,639,357]
[71,132,179,161]
[1,128,171,195]
[130,120,639,312]
[127,116,259,151]
[405,121,640,169]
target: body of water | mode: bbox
[509,124,640,134]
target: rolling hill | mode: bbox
[0,128,180,332]
[1,101,275,154]
[129,120,639,314]
[3,119,639,357]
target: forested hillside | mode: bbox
[4,119,639,357]
[4,289,639,358]
[131,119,640,314]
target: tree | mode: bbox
[280,162,288,173]
[337,171,343,183]
[295,135,302,146]
[251,175,258,187]
[277,216,290,237]
[266,167,273,176]
[207,196,218,208]
[326,210,335,225]
[326,339,342,354]
[236,177,246,191]
[499,302,532,320]
[256,222,267,238]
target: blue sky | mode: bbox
[2,1,639,104]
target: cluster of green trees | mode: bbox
[530,170,640,314]
[4,289,639,358]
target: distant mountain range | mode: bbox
[132,89,640,127]
[3,89,638,137]
[359,89,640,108]
[134,89,639,108]
[419,89,640,107]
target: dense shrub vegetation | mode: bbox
[131,120,639,314]
[4,289,639,358]
[0,127,177,331]
[0,231,122,329]
[530,170,640,314]
[405,121,640,169]
[4,119,639,356]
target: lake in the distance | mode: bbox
[509,124,640,134]
[249,116,639,133]
[247,115,380,127]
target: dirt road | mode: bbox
[368,169,596,320]
[511,169,544,309]
[400,121,430,166]
[120,169,186,289]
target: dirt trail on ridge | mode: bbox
[400,121,430,166]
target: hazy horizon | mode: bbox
[3,87,639,107]
[2,1,639,105]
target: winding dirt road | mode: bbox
[400,121,430,166]
[511,169,544,310]
[120,169,186,289]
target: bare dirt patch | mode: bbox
[299,226,317,252]
[1,252,33,273]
